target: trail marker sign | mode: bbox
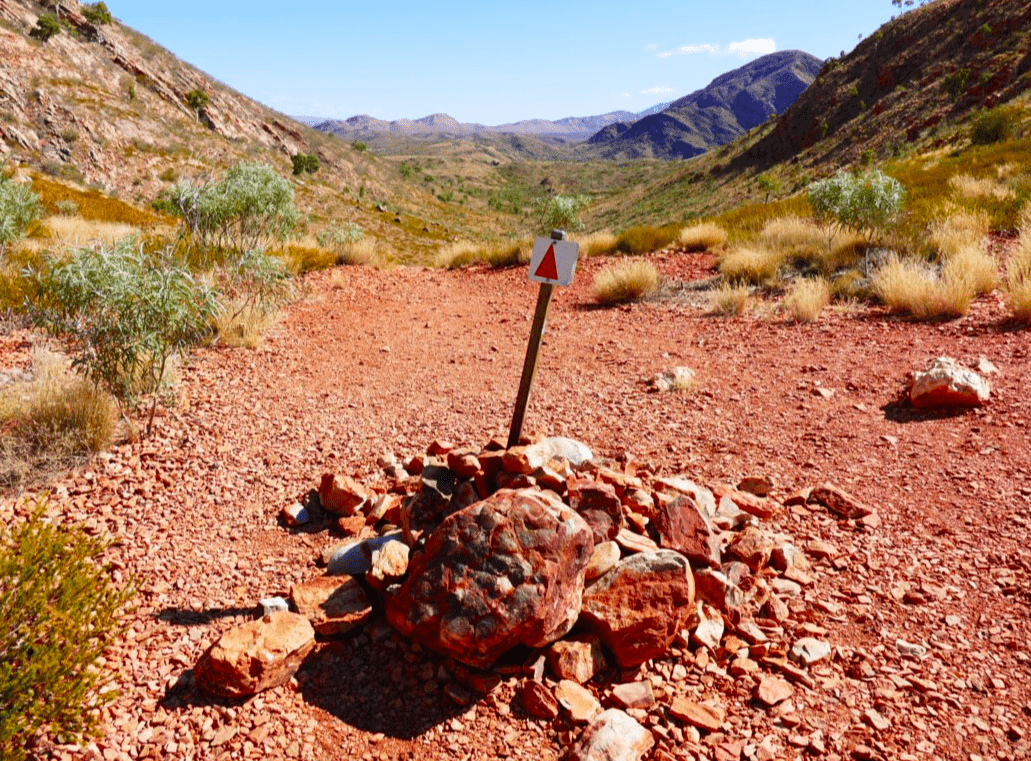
[528,237,579,286]
[507,230,579,447]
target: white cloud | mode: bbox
[640,86,675,95]
[726,38,776,56]
[643,43,658,51]
[656,38,776,59]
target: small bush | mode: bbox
[710,283,749,315]
[55,199,78,216]
[0,173,41,255]
[29,14,60,41]
[536,195,590,233]
[82,2,113,24]
[573,230,618,258]
[616,225,679,255]
[290,153,319,176]
[185,88,210,113]
[27,241,219,435]
[809,170,906,251]
[592,260,659,305]
[872,255,974,319]
[783,277,831,322]
[351,141,367,152]
[718,246,784,284]
[971,108,1014,146]
[0,506,133,759]
[677,222,728,252]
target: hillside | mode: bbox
[584,51,823,160]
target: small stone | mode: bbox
[806,540,838,559]
[518,679,560,720]
[691,603,725,651]
[281,503,309,527]
[909,356,990,408]
[769,543,810,573]
[896,639,927,658]
[808,484,873,519]
[864,708,890,732]
[614,527,659,555]
[548,637,605,684]
[318,473,369,516]
[566,709,654,761]
[585,541,621,582]
[611,681,656,710]
[290,576,372,635]
[650,366,696,392]
[259,597,290,617]
[668,697,725,732]
[555,679,602,723]
[737,475,773,498]
[790,638,832,666]
[754,675,793,707]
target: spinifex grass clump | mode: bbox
[783,277,831,322]
[0,506,133,760]
[592,260,659,305]
[28,240,219,435]
[677,222,728,252]
[615,225,680,255]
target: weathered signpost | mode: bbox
[507,230,580,448]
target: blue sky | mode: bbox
[109,1,900,124]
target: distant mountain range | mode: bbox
[302,106,666,142]
[302,50,821,160]
[585,50,824,159]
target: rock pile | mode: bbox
[195,435,880,760]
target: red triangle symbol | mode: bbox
[534,244,559,280]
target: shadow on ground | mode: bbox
[880,399,974,423]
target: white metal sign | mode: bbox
[528,237,579,286]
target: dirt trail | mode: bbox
[5,253,1031,761]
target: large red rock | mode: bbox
[318,473,369,516]
[651,495,720,568]
[567,477,626,543]
[291,576,372,635]
[580,550,695,667]
[386,488,594,668]
[195,612,315,699]
[909,356,990,408]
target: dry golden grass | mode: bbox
[335,237,385,267]
[1005,237,1031,323]
[677,222,728,252]
[942,245,998,295]
[948,173,1016,200]
[710,283,750,315]
[783,277,831,322]
[212,303,277,348]
[592,260,660,305]
[41,216,143,247]
[872,256,975,320]
[928,209,989,257]
[329,271,348,290]
[484,239,532,268]
[574,230,619,258]
[1018,201,1031,237]
[757,216,825,253]
[718,246,784,284]
[434,240,482,269]
[0,350,117,492]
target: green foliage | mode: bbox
[847,85,859,98]
[971,107,1014,146]
[350,140,367,152]
[756,173,781,203]
[943,68,970,101]
[616,224,680,255]
[82,2,112,24]
[535,194,590,233]
[398,161,415,178]
[184,89,209,112]
[27,241,219,434]
[29,14,60,41]
[290,153,319,176]
[163,162,299,261]
[0,506,133,760]
[808,169,906,250]
[316,223,363,249]
[212,247,290,324]
[0,173,41,255]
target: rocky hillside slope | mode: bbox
[732,0,1031,172]
[584,50,823,160]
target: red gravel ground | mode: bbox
[4,250,1031,761]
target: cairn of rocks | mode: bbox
[195,435,879,761]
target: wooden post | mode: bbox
[507,281,554,448]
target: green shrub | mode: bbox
[808,169,906,253]
[29,14,60,41]
[616,225,679,255]
[163,162,299,261]
[0,174,41,255]
[82,2,112,24]
[290,153,319,176]
[0,506,133,760]
[185,89,210,113]
[756,173,781,203]
[351,140,367,152]
[971,108,1014,146]
[943,68,970,101]
[27,241,219,434]
[535,194,590,233]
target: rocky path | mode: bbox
[5,251,1031,761]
